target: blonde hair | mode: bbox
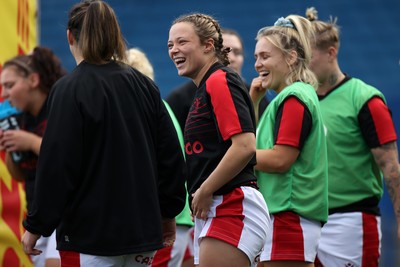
[306,7,341,51]
[256,14,318,89]
[125,48,154,81]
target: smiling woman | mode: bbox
[249,15,328,267]
[168,13,270,267]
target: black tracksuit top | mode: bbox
[23,60,186,256]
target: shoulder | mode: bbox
[346,78,385,104]
[207,67,244,91]
[284,82,316,97]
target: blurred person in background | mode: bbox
[306,7,400,267]
[0,46,66,267]
[126,47,195,267]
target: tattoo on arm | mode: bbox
[372,141,400,219]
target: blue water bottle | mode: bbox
[0,100,24,162]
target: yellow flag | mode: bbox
[0,0,37,266]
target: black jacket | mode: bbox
[23,61,186,256]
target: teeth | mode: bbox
[260,71,269,77]
[174,57,185,64]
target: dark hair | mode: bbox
[3,46,66,94]
[222,28,245,52]
[173,13,230,66]
[67,0,127,63]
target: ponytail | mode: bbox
[68,0,127,64]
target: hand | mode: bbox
[162,218,176,247]
[22,231,42,256]
[191,186,213,220]
[0,129,36,152]
[0,129,5,151]
[249,76,268,105]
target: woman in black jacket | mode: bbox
[22,1,186,266]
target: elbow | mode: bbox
[273,155,295,172]
[243,142,256,161]
[257,158,292,173]
[274,162,292,173]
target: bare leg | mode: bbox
[45,258,61,267]
[265,261,314,267]
[182,256,195,267]
[198,237,249,267]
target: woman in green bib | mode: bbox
[306,7,400,267]
[250,15,328,267]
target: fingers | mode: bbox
[163,238,175,247]
[192,208,208,220]
[23,241,42,255]
[21,231,42,256]
[24,247,43,256]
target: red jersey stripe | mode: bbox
[206,70,241,141]
[361,213,380,266]
[206,188,245,247]
[367,97,397,145]
[276,97,305,148]
[152,246,173,266]
[60,251,80,267]
[271,211,305,261]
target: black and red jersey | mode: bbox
[184,62,257,197]
[18,101,48,212]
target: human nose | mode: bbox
[254,58,262,71]
[169,44,179,55]
[1,88,9,99]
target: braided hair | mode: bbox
[172,13,230,66]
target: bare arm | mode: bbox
[255,144,299,173]
[371,141,400,239]
[2,130,42,155]
[191,132,255,219]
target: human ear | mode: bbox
[67,29,75,46]
[287,50,298,66]
[28,72,40,89]
[327,46,337,62]
[204,38,215,54]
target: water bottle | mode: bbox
[0,100,24,163]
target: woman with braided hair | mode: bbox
[168,13,270,267]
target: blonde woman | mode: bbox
[250,15,328,267]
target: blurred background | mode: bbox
[39,1,400,266]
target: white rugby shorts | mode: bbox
[193,186,270,265]
[315,212,381,267]
[260,211,322,263]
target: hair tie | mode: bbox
[274,17,294,28]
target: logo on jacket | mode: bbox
[185,141,204,155]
